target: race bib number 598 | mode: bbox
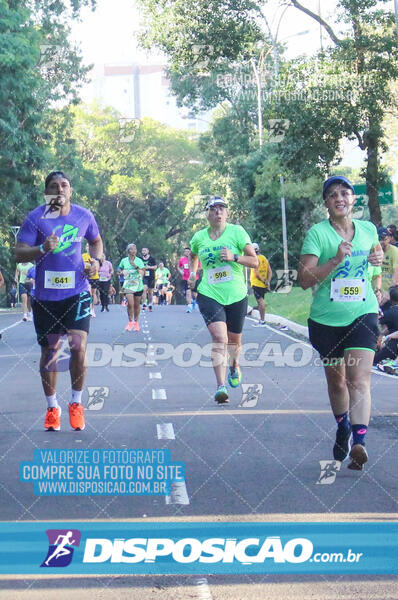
[208,265,233,285]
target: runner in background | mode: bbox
[165,282,175,305]
[140,247,157,312]
[248,242,272,327]
[25,265,36,302]
[178,248,200,312]
[298,175,383,470]
[189,196,258,404]
[15,261,34,321]
[98,253,113,312]
[378,227,398,310]
[118,243,145,331]
[15,169,103,432]
[155,262,171,306]
[82,244,99,317]
[9,282,17,308]
[118,268,127,306]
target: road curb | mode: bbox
[248,308,309,338]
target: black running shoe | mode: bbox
[348,444,368,470]
[333,426,352,462]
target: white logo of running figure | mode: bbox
[238,384,263,408]
[87,386,110,410]
[45,531,76,566]
[316,460,341,485]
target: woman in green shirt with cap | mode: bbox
[189,196,258,404]
[299,176,383,470]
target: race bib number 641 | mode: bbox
[44,270,75,289]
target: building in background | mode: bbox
[84,63,209,132]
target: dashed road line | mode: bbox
[165,480,189,505]
[156,423,175,440]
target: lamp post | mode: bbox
[395,0,398,37]
[251,27,309,278]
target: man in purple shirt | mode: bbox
[15,170,103,432]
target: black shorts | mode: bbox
[122,288,144,297]
[89,278,100,290]
[32,291,92,347]
[196,293,248,334]
[143,276,155,289]
[19,283,29,296]
[181,279,199,293]
[308,313,379,362]
[252,285,267,300]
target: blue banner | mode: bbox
[0,522,397,574]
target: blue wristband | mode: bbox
[39,243,45,254]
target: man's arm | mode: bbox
[87,236,103,261]
[15,233,60,263]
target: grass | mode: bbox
[249,286,312,326]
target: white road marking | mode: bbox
[165,480,189,505]
[195,578,213,599]
[156,423,175,439]
[0,320,24,335]
[152,389,167,400]
[149,372,162,379]
[247,318,396,379]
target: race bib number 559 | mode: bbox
[330,278,366,302]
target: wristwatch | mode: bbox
[233,254,239,262]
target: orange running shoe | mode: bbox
[125,321,134,331]
[133,321,140,331]
[69,402,85,430]
[44,406,61,431]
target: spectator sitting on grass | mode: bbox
[374,285,398,366]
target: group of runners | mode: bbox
[6,169,396,472]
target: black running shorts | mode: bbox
[196,293,248,334]
[143,276,155,289]
[308,313,379,361]
[252,285,267,300]
[32,291,92,346]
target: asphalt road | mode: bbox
[0,303,397,599]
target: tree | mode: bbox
[68,103,206,269]
[0,0,95,294]
[137,0,398,224]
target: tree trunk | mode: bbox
[365,128,382,226]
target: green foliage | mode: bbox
[0,0,94,292]
[137,0,398,226]
[67,104,206,271]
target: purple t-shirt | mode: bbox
[18,203,100,301]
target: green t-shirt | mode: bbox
[190,223,251,305]
[155,267,170,285]
[17,262,34,284]
[381,244,398,293]
[118,256,144,292]
[301,219,379,326]
[368,265,382,291]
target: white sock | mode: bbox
[71,389,83,404]
[46,394,58,408]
